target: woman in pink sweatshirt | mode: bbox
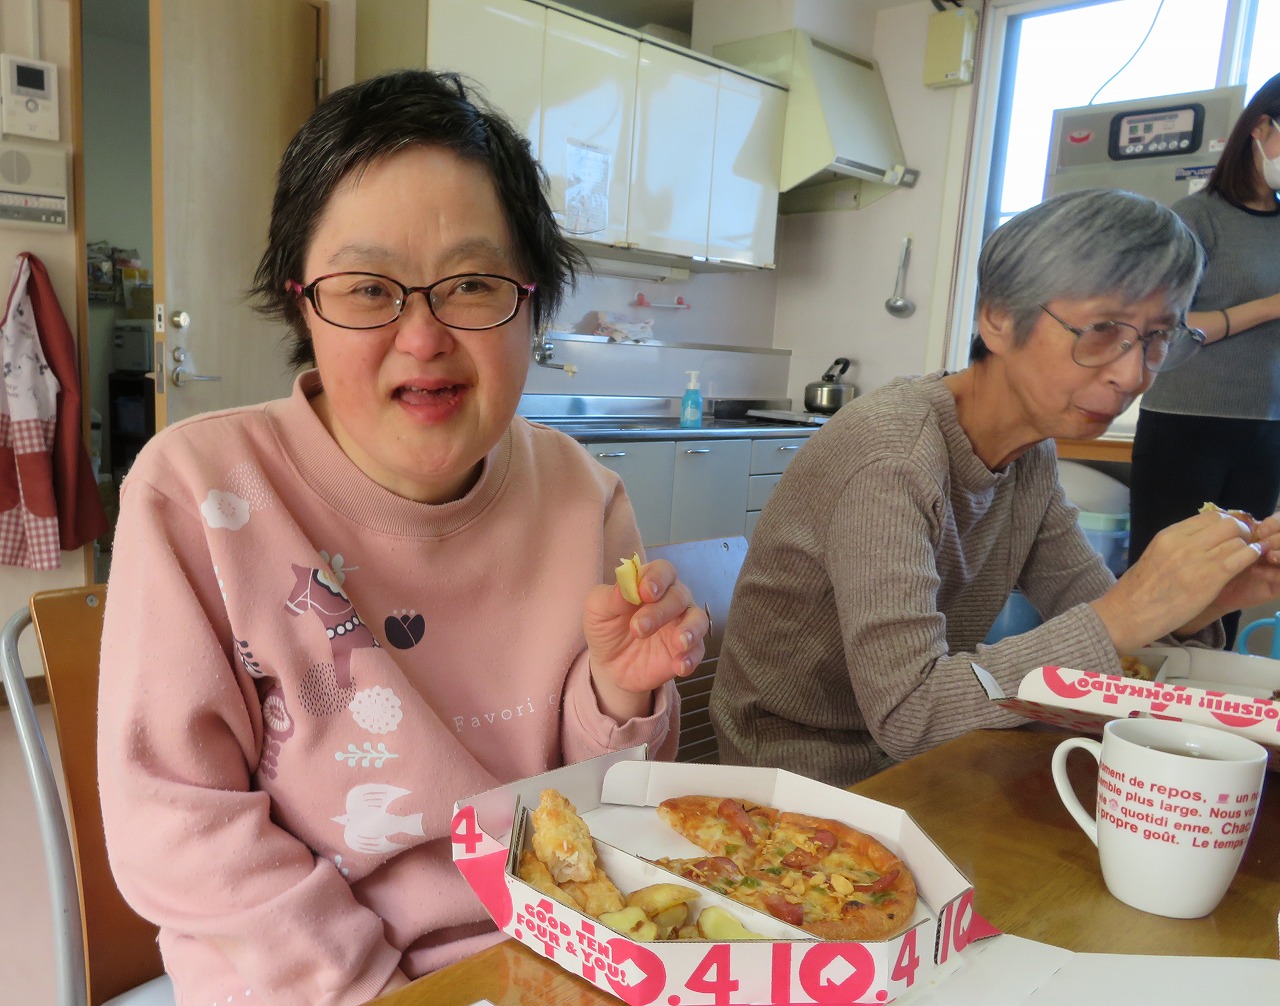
[98,70,705,1006]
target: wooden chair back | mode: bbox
[31,586,164,1005]
[647,536,748,763]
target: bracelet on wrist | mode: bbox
[1221,307,1232,339]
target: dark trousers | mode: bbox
[1129,409,1280,648]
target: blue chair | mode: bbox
[984,591,1043,644]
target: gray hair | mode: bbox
[972,188,1203,358]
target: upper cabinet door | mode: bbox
[627,43,719,258]
[425,0,546,155]
[707,71,785,268]
[356,0,547,154]
[540,11,638,248]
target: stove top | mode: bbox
[746,409,830,426]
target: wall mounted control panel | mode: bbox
[0,140,69,229]
[1,54,60,142]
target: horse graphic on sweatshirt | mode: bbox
[286,563,378,688]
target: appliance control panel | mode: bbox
[1,54,60,142]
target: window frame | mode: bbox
[943,0,1262,372]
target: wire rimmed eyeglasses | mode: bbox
[1039,304,1205,374]
[286,271,536,331]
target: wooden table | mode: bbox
[371,728,1279,1005]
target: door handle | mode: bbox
[172,367,222,387]
[597,452,628,458]
[685,448,711,454]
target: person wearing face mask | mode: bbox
[1129,72,1280,647]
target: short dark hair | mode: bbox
[250,70,585,370]
[969,188,1202,362]
[1206,72,1280,208]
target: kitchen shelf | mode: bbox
[633,292,690,309]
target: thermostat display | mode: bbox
[1,54,60,142]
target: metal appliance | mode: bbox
[1044,85,1245,206]
[111,318,153,373]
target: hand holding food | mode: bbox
[1091,507,1267,651]
[615,553,644,605]
[582,557,710,720]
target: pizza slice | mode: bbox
[755,811,918,941]
[657,795,778,871]
[655,797,918,942]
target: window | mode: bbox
[948,0,1277,369]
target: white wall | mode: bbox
[0,0,88,677]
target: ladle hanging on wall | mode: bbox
[885,237,916,318]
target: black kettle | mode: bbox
[804,358,858,415]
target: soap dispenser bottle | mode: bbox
[679,371,703,429]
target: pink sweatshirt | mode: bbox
[98,371,679,1006]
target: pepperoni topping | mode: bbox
[689,857,742,883]
[718,799,761,849]
[853,868,898,894]
[762,893,805,926]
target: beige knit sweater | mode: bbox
[711,373,1218,787]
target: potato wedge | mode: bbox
[624,882,701,918]
[695,905,771,941]
[615,553,643,605]
[673,923,702,941]
[650,902,690,940]
[599,905,659,942]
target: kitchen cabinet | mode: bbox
[355,0,545,155]
[626,43,720,259]
[746,436,808,537]
[586,440,676,547]
[539,10,637,247]
[354,0,785,267]
[670,439,752,543]
[707,69,786,267]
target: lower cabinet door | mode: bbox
[588,440,676,547]
[669,439,751,543]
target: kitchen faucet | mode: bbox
[533,337,576,376]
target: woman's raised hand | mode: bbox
[1091,508,1265,651]
[582,557,709,724]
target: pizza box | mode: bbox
[451,747,986,1006]
[972,648,1280,770]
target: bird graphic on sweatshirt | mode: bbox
[332,783,425,854]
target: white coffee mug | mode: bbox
[1052,718,1267,919]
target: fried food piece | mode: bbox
[1119,655,1155,681]
[532,789,598,884]
[615,553,643,604]
[599,906,659,941]
[562,874,626,916]
[529,789,625,916]
[518,849,574,907]
[625,883,701,918]
[696,905,771,940]
[1200,502,1261,540]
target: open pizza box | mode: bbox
[973,647,1280,771]
[451,746,983,1006]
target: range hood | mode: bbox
[714,30,916,206]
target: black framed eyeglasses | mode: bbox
[1039,304,1205,374]
[286,272,536,331]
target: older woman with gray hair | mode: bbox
[711,187,1280,788]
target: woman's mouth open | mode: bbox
[395,382,466,420]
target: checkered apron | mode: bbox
[1,254,62,570]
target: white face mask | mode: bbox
[1257,118,1280,191]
